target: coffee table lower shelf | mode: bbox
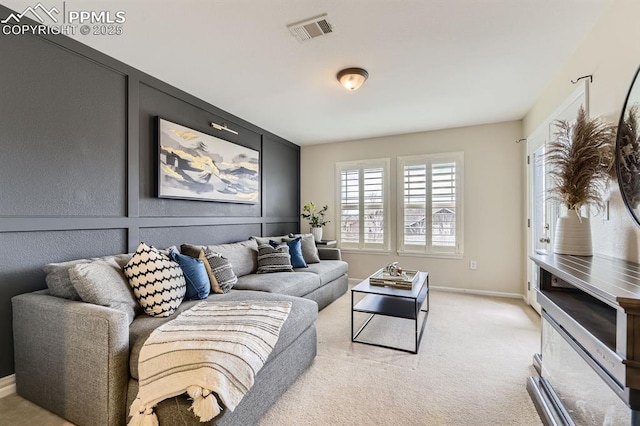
[351,284,429,354]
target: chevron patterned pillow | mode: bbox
[123,242,186,317]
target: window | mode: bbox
[336,159,390,251]
[398,153,464,256]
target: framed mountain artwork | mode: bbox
[157,117,260,203]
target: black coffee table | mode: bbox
[351,271,429,354]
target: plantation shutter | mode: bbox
[364,168,384,244]
[431,162,456,247]
[340,169,359,244]
[336,159,389,250]
[403,164,428,246]
[399,153,463,255]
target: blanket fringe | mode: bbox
[187,386,221,422]
[128,398,158,426]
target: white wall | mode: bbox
[523,0,640,262]
[301,121,525,296]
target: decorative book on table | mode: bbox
[369,269,419,289]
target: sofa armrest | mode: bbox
[13,291,130,426]
[318,247,341,261]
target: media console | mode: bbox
[529,253,640,425]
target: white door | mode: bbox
[526,133,546,313]
[525,82,588,313]
[532,147,551,253]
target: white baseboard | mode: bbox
[348,277,361,286]
[0,374,16,399]
[349,277,526,300]
[430,285,524,300]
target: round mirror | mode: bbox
[617,66,640,227]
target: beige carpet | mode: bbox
[258,289,542,426]
[0,289,542,426]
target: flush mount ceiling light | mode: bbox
[337,68,369,91]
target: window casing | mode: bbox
[336,159,390,251]
[398,153,464,256]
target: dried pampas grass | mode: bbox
[546,106,616,214]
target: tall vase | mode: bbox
[311,226,323,242]
[553,212,592,256]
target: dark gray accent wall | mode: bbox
[139,224,263,249]
[0,5,300,378]
[0,31,127,217]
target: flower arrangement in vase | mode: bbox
[546,106,616,255]
[301,202,330,241]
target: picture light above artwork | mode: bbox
[210,121,238,135]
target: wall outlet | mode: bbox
[470,260,477,270]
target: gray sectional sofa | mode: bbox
[12,237,348,426]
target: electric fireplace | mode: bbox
[528,253,640,425]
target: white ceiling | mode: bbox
[4,0,612,145]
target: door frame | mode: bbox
[525,82,589,313]
[526,127,545,313]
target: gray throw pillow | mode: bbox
[203,249,238,293]
[256,243,293,273]
[44,259,88,300]
[44,253,132,300]
[286,234,320,264]
[69,258,140,323]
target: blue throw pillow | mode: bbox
[271,237,307,268]
[168,248,210,300]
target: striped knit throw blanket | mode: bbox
[128,300,292,426]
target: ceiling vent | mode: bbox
[287,14,333,42]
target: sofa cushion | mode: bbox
[257,243,293,273]
[43,253,132,300]
[203,249,237,293]
[286,234,320,264]
[296,260,349,285]
[123,243,186,318]
[128,290,318,380]
[203,239,258,277]
[168,248,210,300]
[68,258,140,323]
[234,271,321,297]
